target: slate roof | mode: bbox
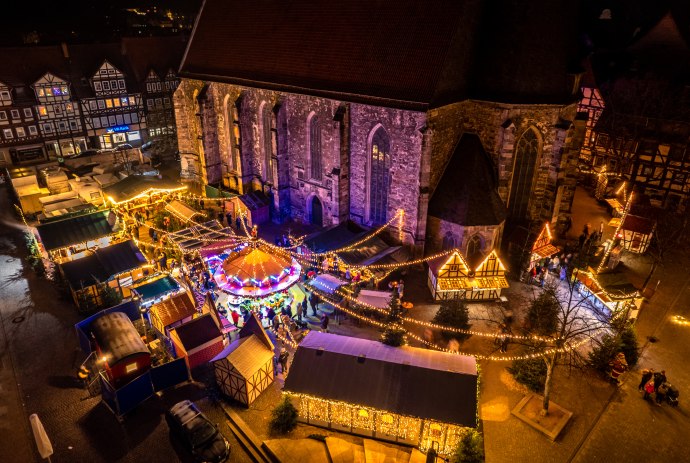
[36,210,116,251]
[180,0,582,110]
[284,331,478,426]
[91,312,149,367]
[60,240,147,288]
[174,314,222,350]
[429,134,507,226]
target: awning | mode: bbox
[308,274,348,295]
[165,200,201,223]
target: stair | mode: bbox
[325,437,365,463]
[363,439,411,463]
[221,404,272,463]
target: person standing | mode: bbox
[301,298,308,319]
[656,381,669,406]
[320,313,329,332]
[653,370,667,392]
[643,378,655,400]
[296,299,304,322]
[278,348,290,375]
[309,293,319,317]
[397,280,405,299]
[638,368,654,392]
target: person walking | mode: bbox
[296,298,304,322]
[638,368,655,392]
[300,298,308,319]
[278,348,290,375]
[320,312,329,333]
[397,279,405,299]
[309,293,319,317]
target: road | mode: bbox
[0,187,251,463]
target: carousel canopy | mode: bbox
[222,247,292,284]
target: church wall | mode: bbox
[349,104,426,245]
[427,100,581,227]
[426,216,501,258]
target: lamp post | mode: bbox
[139,305,149,344]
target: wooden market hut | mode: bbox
[36,209,119,263]
[131,274,182,306]
[149,291,198,336]
[529,222,561,270]
[574,269,641,319]
[101,175,186,206]
[619,214,655,253]
[170,314,224,370]
[91,311,151,387]
[59,240,148,307]
[212,313,275,406]
[284,331,478,456]
[427,249,509,301]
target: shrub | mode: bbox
[269,397,298,434]
[508,357,547,393]
[432,300,471,342]
[587,333,622,373]
[619,326,640,367]
[451,429,485,463]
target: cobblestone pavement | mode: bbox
[0,188,251,463]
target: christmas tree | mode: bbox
[380,286,407,346]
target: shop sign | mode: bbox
[106,125,130,133]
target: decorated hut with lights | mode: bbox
[35,209,120,263]
[574,269,642,319]
[529,222,561,271]
[59,239,148,307]
[284,331,478,456]
[211,313,275,406]
[101,175,186,207]
[618,214,655,254]
[149,291,199,336]
[427,250,509,301]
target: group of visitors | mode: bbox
[639,368,680,407]
[530,252,573,286]
[578,221,605,250]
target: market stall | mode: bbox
[529,222,561,271]
[427,249,509,301]
[574,269,641,319]
[619,214,655,254]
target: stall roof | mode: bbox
[174,314,222,350]
[212,335,273,379]
[91,311,148,366]
[308,274,349,295]
[149,291,197,328]
[303,221,370,253]
[285,332,478,426]
[165,200,201,223]
[36,210,117,251]
[132,275,180,301]
[60,240,147,288]
[101,175,185,204]
[168,220,236,252]
[621,214,656,235]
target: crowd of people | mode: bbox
[638,368,680,407]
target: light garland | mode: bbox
[596,192,633,274]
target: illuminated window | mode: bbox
[369,126,391,225]
[113,98,121,107]
[37,88,45,97]
[3,128,13,139]
[61,86,69,95]
[381,414,394,424]
[16,127,25,137]
[38,106,48,116]
[45,87,53,96]
[65,103,73,112]
[309,115,322,180]
[358,409,369,418]
[125,363,138,374]
[508,128,539,218]
[105,99,113,108]
[121,97,128,106]
[430,423,443,438]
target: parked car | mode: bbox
[165,400,230,463]
[114,143,134,151]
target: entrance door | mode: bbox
[310,196,323,227]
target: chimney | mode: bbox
[61,42,69,59]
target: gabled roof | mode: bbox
[150,291,197,328]
[59,240,146,288]
[621,214,656,234]
[36,210,117,252]
[174,314,222,350]
[284,332,478,426]
[212,335,274,379]
[429,134,506,226]
[239,312,274,351]
[180,0,582,110]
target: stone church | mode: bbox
[174,0,585,256]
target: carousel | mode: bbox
[203,240,303,324]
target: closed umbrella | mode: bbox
[29,413,53,461]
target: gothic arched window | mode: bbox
[309,115,322,180]
[261,103,275,182]
[442,233,456,251]
[508,129,540,218]
[369,127,391,225]
[224,96,242,172]
[466,234,483,261]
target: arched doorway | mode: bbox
[310,196,323,227]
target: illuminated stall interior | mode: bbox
[427,250,509,301]
[35,209,120,263]
[284,331,477,456]
[575,269,642,319]
[529,222,561,270]
[618,214,655,254]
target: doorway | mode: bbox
[310,196,323,227]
